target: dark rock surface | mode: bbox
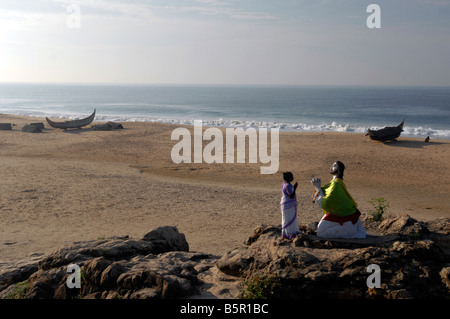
[22,124,42,133]
[92,122,124,131]
[1,215,449,299]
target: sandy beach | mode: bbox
[1,113,449,265]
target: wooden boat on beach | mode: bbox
[46,109,96,129]
[367,119,405,142]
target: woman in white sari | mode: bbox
[280,172,300,239]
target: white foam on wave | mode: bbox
[96,115,450,140]
[2,110,449,140]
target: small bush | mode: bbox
[410,232,421,240]
[239,271,281,299]
[6,280,29,299]
[367,197,389,222]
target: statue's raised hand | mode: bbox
[311,177,321,191]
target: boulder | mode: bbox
[378,214,428,236]
[30,123,45,130]
[142,226,189,253]
[0,123,12,130]
[92,122,124,131]
[0,226,215,299]
[22,124,42,133]
[0,256,41,288]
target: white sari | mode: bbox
[281,206,300,239]
[281,182,300,239]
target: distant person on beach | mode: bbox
[280,172,301,239]
[311,161,366,239]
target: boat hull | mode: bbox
[368,120,404,142]
[46,110,96,129]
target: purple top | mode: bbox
[280,182,297,209]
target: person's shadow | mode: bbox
[380,139,445,149]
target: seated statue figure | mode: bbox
[311,161,366,239]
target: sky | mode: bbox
[1,0,450,86]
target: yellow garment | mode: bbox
[321,178,357,216]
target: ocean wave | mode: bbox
[93,115,450,140]
[2,110,449,140]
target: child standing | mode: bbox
[280,172,300,239]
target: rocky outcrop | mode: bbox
[0,226,214,299]
[216,214,450,299]
[377,213,429,235]
[1,215,449,299]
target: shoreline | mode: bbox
[1,113,449,265]
[1,111,449,141]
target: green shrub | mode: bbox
[6,280,29,299]
[367,197,389,222]
[410,232,421,240]
[239,271,281,299]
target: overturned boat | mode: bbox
[46,109,96,129]
[367,119,404,142]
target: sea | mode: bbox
[0,83,449,139]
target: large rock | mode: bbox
[0,255,42,287]
[0,226,213,299]
[142,226,189,253]
[378,214,428,236]
[0,123,12,130]
[22,124,42,133]
[214,215,450,299]
[92,122,124,131]
[1,217,449,299]
[31,123,45,130]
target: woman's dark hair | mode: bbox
[283,172,293,182]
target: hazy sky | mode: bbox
[1,0,450,86]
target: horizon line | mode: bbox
[1,81,450,89]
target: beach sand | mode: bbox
[1,114,449,265]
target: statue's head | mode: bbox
[330,161,345,179]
